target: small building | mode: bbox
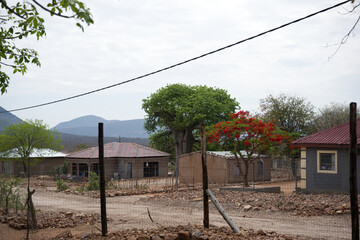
[0,148,66,176]
[66,142,170,179]
[293,118,360,193]
[178,151,272,185]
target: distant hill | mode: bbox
[53,115,149,138]
[59,132,149,153]
[0,106,22,132]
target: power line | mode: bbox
[0,0,351,114]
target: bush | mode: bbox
[56,179,69,191]
[0,176,25,214]
[86,171,100,191]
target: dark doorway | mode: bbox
[126,162,132,179]
[79,163,88,177]
[143,162,159,177]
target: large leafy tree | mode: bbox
[207,110,292,187]
[0,119,62,234]
[259,93,315,136]
[313,102,360,132]
[0,0,93,94]
[142,84,239,158]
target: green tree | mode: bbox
[313,102,360,132]
[259,93,315,136]
[148,130,175,163]
[0,119,62,234]
[0,0,93,94]
[72,143,89,152]
[142,84,239,158]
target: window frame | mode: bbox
[317,150,338,174]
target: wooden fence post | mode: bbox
[349,102,358,240]
[201,123,209,228]
[98,123,107,236]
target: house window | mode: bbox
[143,162,159,177]
[317,150,337,174]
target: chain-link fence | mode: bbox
[0,158,353,240]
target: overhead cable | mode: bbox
[0,0,351,114]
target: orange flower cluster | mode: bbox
[207,111,293,151]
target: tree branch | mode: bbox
[0,61,16,67]
[32,0,75,19]
[0,0,26,20]
[328,3,360,61]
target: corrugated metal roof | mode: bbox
[207,151,268,159]
[293,118,360,147]
[1,148,66,158]
[66,142,170,159]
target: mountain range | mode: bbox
[53,115,148,138]
[0,107,149,152]
[0,106,22,132]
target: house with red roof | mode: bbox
[293,118,360,192]
[66,142,170,179]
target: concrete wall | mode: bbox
[178,152,272,185]
[227,157,272,183]
[305,147,360,192]
[179,152,227,185]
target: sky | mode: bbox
[1,0,360,128]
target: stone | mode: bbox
[178,230,191,240]
[243,205,252,211]
[164,233,178,240]
[137,235,150,240]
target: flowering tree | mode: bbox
[207,111,293,187]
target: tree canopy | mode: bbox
[0,0,93,94]
[0,119,62,171]
[313,102,360,132]
[142,83,239,157]
[259,93,315,136]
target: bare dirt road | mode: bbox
[32,189,351,240]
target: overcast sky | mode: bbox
[1,0,360,128]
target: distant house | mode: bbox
[0,148,66,176]
[293,118,360,192]
[178,151,272,185]
[66,142,170,179]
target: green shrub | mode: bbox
[0,176,25,214]
[56,179,69,191]
[86,171,99,191]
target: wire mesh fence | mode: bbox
[0,160,354,240]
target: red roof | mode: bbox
[66,142,170,159]
[293,118,360,148]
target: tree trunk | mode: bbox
[173,128,195,156]
[28,189,37,229]
[22,161,27,176]
[243,160,249,188]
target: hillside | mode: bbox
[0,106,22,132]
[54,115,148,138]
[59,132,149,153]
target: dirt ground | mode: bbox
[0,176,352,240]
[0,188,346,240]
